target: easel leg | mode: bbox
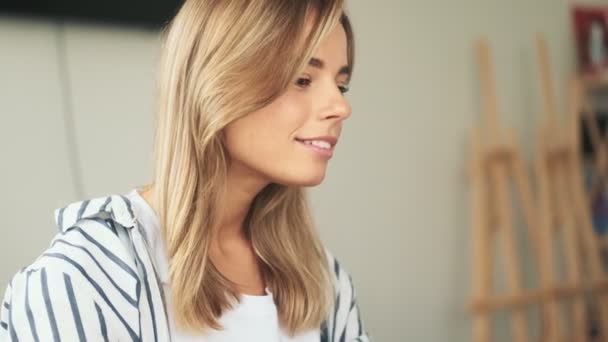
[534,126,563,342]
[555,156,588,341]
[490,155,529,342]
[471,127,493,342]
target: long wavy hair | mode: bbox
[149,0,355,335]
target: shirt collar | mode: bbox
[54,194,138,233]
[125,189,171,285]
[54,193,171,284]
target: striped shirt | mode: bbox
[0,194,370,341]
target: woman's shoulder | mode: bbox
[321,247,371,341]
[6,193,142,292]
[43,193,140,275]
[323,247,354,290]
[323,247,360,304]
[1,193,143,340]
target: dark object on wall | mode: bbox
[581,111,608,158]
[0,0,183,29]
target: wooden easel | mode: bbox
[536,36,608,342]
[469,37,608,342]
[469,39,542,342]
[533,36,592,342]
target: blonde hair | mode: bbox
[150,0,355,335]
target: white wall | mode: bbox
[0,17,160,282]
[313,1,582,341]
[0,1,600,341]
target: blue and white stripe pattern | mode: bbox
[0,194,370,341]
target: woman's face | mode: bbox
[224,23,352,187]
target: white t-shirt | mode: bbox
[126,189,320,342]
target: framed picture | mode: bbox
[572,5,608,74]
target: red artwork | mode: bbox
[572,5,608,75]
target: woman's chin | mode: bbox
[274,171,326,187]
[303,171,328,186]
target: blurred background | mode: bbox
[2,0,608,341]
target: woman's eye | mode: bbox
[338,85,350,94]
[295,78,311,88]
[295,77,349,95]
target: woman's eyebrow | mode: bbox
[309,57,350,78]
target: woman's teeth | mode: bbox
[302,140,331,149]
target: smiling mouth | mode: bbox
[295,138,335,158]
[295,139,332,150]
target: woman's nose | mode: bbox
[321,88,352,121]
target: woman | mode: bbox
[0,0,369,340]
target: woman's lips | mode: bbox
[295,138,335,159]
